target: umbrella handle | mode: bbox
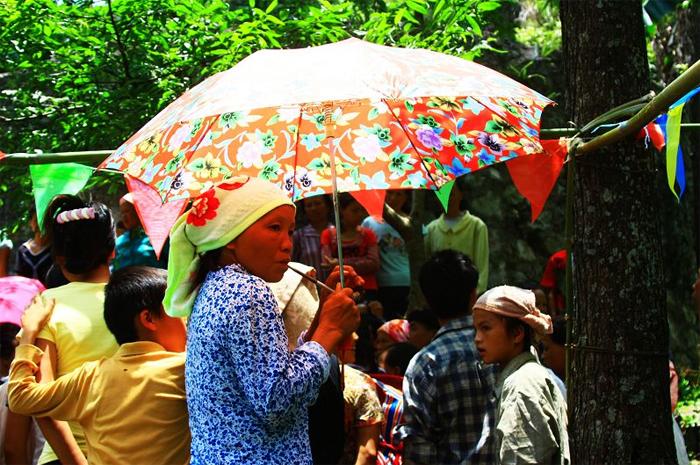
[328,134,345,288]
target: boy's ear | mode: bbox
[138,309,158,332]
[512,325,525,345]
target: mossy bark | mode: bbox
[560,1,676,463]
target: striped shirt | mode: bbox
[292,223,331,282]
[396,315,497,465]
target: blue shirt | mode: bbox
[112,228,167,270]
[396,315,497,465]
[362,217,410,287]
[186,264,330,465]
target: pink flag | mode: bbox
[350,190,387,218]
[125,175,187,259]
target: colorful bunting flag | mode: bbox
[30,163,94,232]
[349,190,387,219]
[125,175,187,259]
[435,180,455,214]
[506,139,568,222]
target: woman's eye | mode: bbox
[269,224,282,232]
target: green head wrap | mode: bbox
[163,177,295,317]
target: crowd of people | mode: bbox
[0,178,583,465]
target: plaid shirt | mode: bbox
[396,315,497,465]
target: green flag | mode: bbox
[435,180,455,213]
[30,163,94,232]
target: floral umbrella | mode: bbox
[100,38,552,203]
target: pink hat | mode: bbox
[0,276,46,326]
[473,285,553,335]
[378,319,410,343]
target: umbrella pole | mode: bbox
[328,135,346,288]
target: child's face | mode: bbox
[408,321,436,349]
[541,335,565,379]
[303,197,328,224]
[227,205,295,282]
[374,330,394,354]
[341,201,366,229]
[473,309,521,365]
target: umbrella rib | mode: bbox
[165,116,219,201]
[381,98,442,190]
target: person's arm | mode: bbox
[25,296,89,465]
[473,222,489,294]
[4,410,33,464]
[9,297,91,465]
[227,278,357,423]
[355,423,381,465]
[496,387,561,465]
[396,358,439,465]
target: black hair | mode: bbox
[549,316,566,346]
[406,309,440,331]
[104,266,167,344]
[419,249,479,320]
[44,194,115,275]
[191,248,224,292]
[384,342,418,376]
[503,317,533,352]
[355,312,383,372]
[338,192,359,210]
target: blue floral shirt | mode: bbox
[186,263,330,465]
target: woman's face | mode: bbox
[226,205,295,282]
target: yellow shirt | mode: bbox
[36,281,119,463]
[9,342,190,465]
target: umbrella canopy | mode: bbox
[101,38,552,202]
[0,276,45,326]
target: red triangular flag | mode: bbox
[125,175,188,259]
[506,139,568,222]
[349,190,387,218]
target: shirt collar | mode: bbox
[434,314,474,338]
[116,341,169,357]
[495,351,537,396]
[437,211,473,233]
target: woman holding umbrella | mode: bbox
[163,177,360,465]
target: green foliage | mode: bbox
[678,370,700,428]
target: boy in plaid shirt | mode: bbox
[396,250,496,465]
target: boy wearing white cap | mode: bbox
[473,285,569,465]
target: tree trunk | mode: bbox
[560,1,676,463]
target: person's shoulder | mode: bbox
[502,360,551,397]
[463,211,487,228]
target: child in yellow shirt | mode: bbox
[9,266,190,465]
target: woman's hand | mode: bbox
[311,285,360,354]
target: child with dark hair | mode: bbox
[383,342,418,376]
[320,193,380,300]
[473,286,569,465]
[396,249,496,465]
[15,210,53,286]
[8,266,190,465]
[406,309,440,349]
[30,194,119,465]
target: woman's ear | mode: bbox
[139,309,157,332]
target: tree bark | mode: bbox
[560,1,676,463]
